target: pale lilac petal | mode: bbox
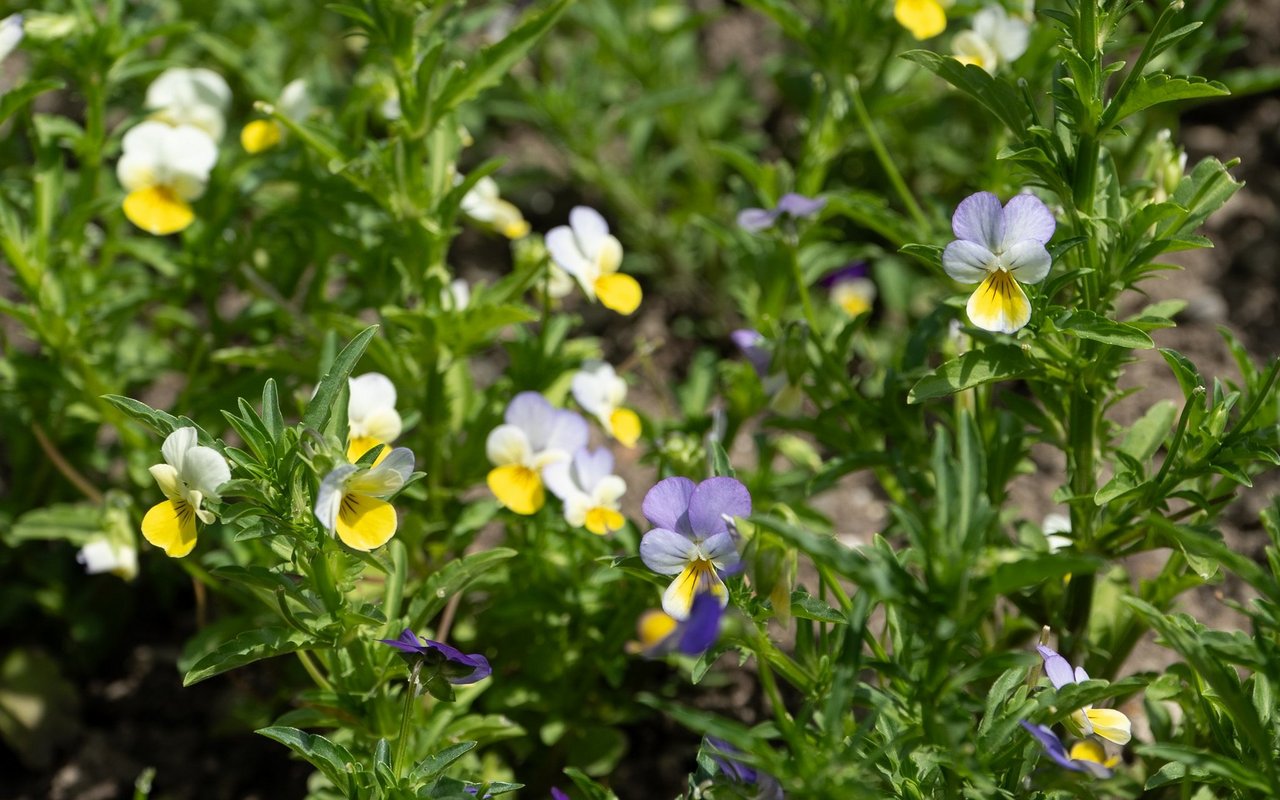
[687,477,751,538]
[545,409,590,454]
[1001,194,1056,246]
[942,239,996,283]
[775,193,826,218]
[1020,721,1094,774]
[737,208,779,232]
[1037,645,1076,689]
[1004,240,1052,284]
[643,477,696,534]
[505,392,556,437]
[640,528,697,574]
[1075,666,1090,683]
[951,191,1005,249]
[731,329,771,377]
[569,205,610,258]
[572,447,614,491]
[702,531,741,573]
[545,225,592,284]
[542,459,577,500]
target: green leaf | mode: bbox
[0,79,65,126]
[1119,400,1177,463]
[408,548,517,629]
[907,345,1031,404]
[787,589,846,624]
[900,50,1027,135]
[1104,74,1229,128]
[1160,348,1205,399]
[1094,471,1144,505]
[5,503,101,546]
[101,395,182,437]
[1136,744,1270,793]
[256,726,358,790]
[989,553,1101,595]
[1055,310,1154,349]
[301,325,378,433]
[183,628,315,686]
[409,741,477,782]
[431,0,573,125]
[261,379,285,442]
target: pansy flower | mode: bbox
[141,427,231,558]
[627,592,724,657]
[0,14,23,64]
[546,206,642,315]
[378,628,491,684]
[347,372,402,463]
[241,78,311,154]
[1020,721,1117,778]
[895,0,949,39]
[1036,645,1132,744]
[314,447,414,551]
[639,477,749,619]
[544,447,627,535]
[460,175,531,240]
[77,537,139,581]
[116,121,218,236]
[704,738,785,800]
[486,392,589,515]
[571,361,642,447]
[145,67,232,141]
[820,262,877,318]
[737,193,826,233]
[953,5,1030,74]
[942,191,1055,334]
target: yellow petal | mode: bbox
[1068,739,1108,765]
[662,559,726,620]
[627,610,678,653]
[584,506,625,535]
[141,498,198,558]
[966,269,1031,334]
[1086,707,1132,745]
[594,273,642,315]
[335,492,398,551]
[487,464,545,515]
[501,218,531,239]
[123,186,195,236]
[241,119,283,154]
[609,408,642,448]
[348,436,389,465]
[894,0,946,39]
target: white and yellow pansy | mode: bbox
[571,361,642,448]
[347,372,402,463]
[942,191,1056,334]
[545,206,642,315]
[485,392,589,516]
[141,427,231,558]
[116,120,218,236]
[314,447,414,551]
[952,5,1030,74]
[145,67,232,142]
[460,175,531,240]
[77,536,139,581]
[544,447,627,535]
[242,78,311,154]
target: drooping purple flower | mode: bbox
[550,789,569,800]
[705,738,785,799]
[639,477,750,620]
[378,629,492,684]
[1019,721,1113,778]
[737,193,827,232]
[1035,645,1132,744]
[731,329,772,378]
[941,191,1056,334]
[628,592,725,657]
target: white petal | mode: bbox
[571,362,619,418]
[542,458,578,500]
[486,424,533,467]
[543,409,589,455]
[504,392,556,442]
[572,447,615,492]
[161,427,199,472]
[545,225,595,290]
[314,466,356,531]
[569,206,610,259]
[279,79,312,120]
[349,373,397,426]
[0,14,23,64]
[1003,239,1052,284]
[182,445,231,501]
[953,30,998,74]
[355,407,403,445]
[146,67,231,113]
[160,125,218,199]
[640,528,697,575]
[993,14,1030,63]
[942,240,995,283]
[348,447,414,496]
[116,150,158,193]
[148,463,181,500]
[592,475,627,506]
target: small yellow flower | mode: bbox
[895,0,948,39]
[141,427,231,558]
[241,79,311,154]
[314,448,414,551]
[117,121,218,236]
[545,206,642,315]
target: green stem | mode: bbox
[848,78,928,233]
[296,650,332,691]
[787,238,819,331]
[395,663,422,778]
